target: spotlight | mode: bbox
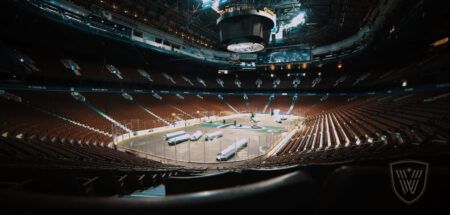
[389,25,396,34]
[432,37,449,47]
[301,63,308,70]
[337,62,343,69]
[401,80,408,87]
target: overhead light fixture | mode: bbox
[301,63,308,70]
[432,37,449,47]
[218,69,229,74]
[389,25,396,34]
[202,0,221,12]
[401,80,408,87]
[284,11,306,29]
[272,10,306,41]
[218,5,276,53]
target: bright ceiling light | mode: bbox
[202,0,222,12]
[401,80,408,87]
[284,11,306,29]
[432,37,449,47]
[272,11,306,41]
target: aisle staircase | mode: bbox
[286,95,299,115]
[224,101,240,114]
[1,91,112,138]
[133,102,171,126]
[71,92,132,133]
[262,94,275,113]
[170,105,195,119]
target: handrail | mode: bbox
[2,81,450,97]
[118,145,263,167]
[0,171,315,214]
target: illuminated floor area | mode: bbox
[122,185,166,198]
[120,115,299,163]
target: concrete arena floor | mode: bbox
[120,115,298,163]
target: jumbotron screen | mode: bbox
[258,49,311,64]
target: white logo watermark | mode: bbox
[390,160,429,204]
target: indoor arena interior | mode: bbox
[0,0,449,214]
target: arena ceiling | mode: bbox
[74,0,379,49]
